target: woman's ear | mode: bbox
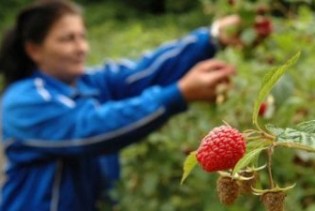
[25,42,42,63]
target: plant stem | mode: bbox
[262,131,275,140]
[267,146,275,189]
[254,123,275,141]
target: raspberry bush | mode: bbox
[79,1,315,210]
[181,51,315,211]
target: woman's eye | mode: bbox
[59,35,74,42]
[58,33,86,42]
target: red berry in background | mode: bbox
[258,102,267,117]
[196,125,246,172]
[254,17,273,38]
[228,0,235,6]
[258,95,275,119]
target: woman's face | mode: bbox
[28,14,89,84]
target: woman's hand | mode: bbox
[212,14,273,48]
[178,59,235,103]
[211,15,242,48]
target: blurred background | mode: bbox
[1,0,315,210]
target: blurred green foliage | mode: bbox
[0,0,30,33]
[1,0,315,210]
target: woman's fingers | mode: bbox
[204,64,235,84]
[197,59,228,72]
[217,15,241,30]
[178,59,236,102]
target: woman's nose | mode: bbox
[75,37,89,54]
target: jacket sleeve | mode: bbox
[2,84,187,163]
[84,27,218,100]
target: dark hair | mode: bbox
[0,0,82,88]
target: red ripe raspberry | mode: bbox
[258,102,267,116]
[196,125,246,172]
[254,17,272,38]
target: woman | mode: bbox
[0,0,237,210]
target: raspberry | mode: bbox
[196,125,246,172]
[254,17,272,38]
[216,176,239,206]
[259,102,268,117]
[261,191,286,211]
[258,95,275,119]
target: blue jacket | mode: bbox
[0,28,217,211]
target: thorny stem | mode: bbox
[267,146,275,189]
[243,129,261,134]
[255,126,276,188]
[246,123,276,189]
[253,120,275,141]
[254,122,264,135]
[262,131,275,140]
[244,126,276,189]
[243,130,275,142]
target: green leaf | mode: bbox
[240,28,256,46]
[275,127,315,152]
[246,139,270,152]
[265,123,315,152]
[252,51,301,128]
[238,8,256,27]
[265,124,285,136]
[232,147,267,176]
[271,75,294,107]
[181,151,198,185]
[296,120,315,133]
